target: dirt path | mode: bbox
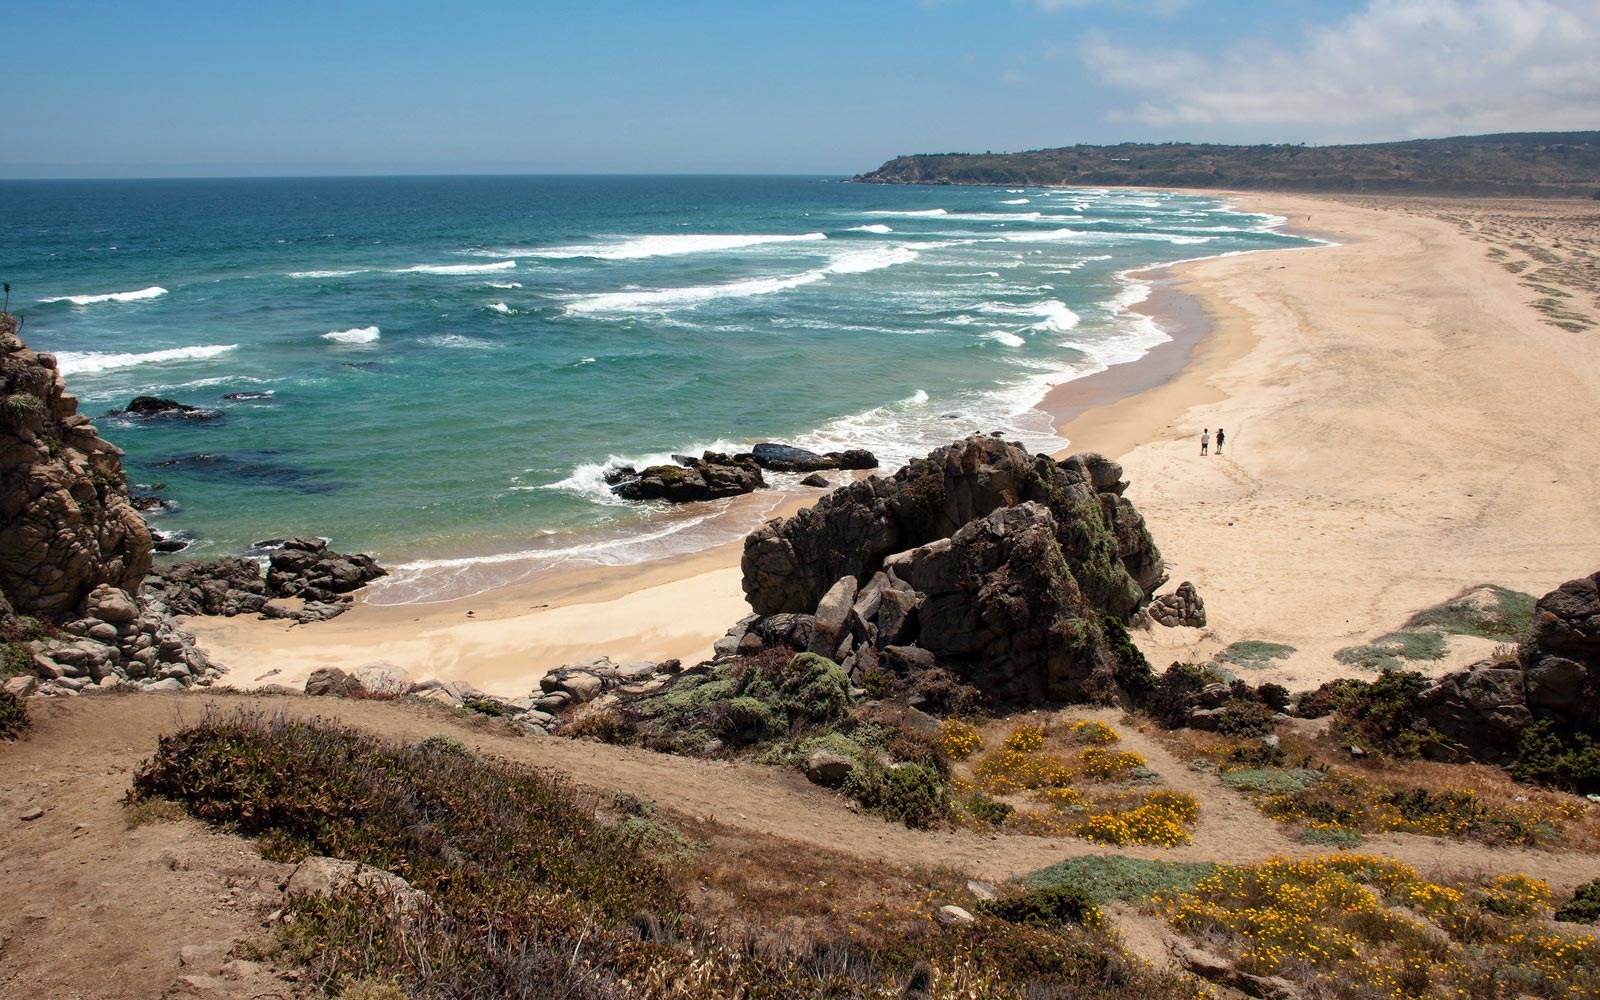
[6,692,1600,999]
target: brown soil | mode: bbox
[7,692,1600,999]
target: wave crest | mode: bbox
[321,326,380,344]
[41,286,167,306]
[53,343,236,376]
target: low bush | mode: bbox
[1515,720,1600,795]
[1219,641,1297,670]
[977,884,1099,928]
[1019,855,1216,904]
[1256,683,1292,713]
[1404,584,1537,642]
[958,792,1014,827]
[1214,700,1277,737]
[1295,678,1369,719]
[1555,879,1600,924]
[878,764,952,829]
[1331,669,1432,758]
[1219,768,1325,794]
[0,687,28,741]
[1333,630,1446,671]
[1146,663,1214,729]
[937,718,982,759]
[1102,614,1155,702]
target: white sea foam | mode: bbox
[563,244,920,315]
[1031,300,1080,333]
[1006,189,1026,194]
[53,343,237,376]
[862,208,947,217]
[321,326,380,344]
[507,232,827,260]
[287,269,366,279]
[849,224,893,234]
[421,334,493,349]
[41,285,167,306]
[487,281,523,288]
[397,260,516,275]
[486,302,513,314]
[1001,198,1030,205]
[984,331,1026,348]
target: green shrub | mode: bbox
[977,884,1100,927]
[1296,678,1370,719]
[707,696,781,745]
[462,697,512,717]
[960,792,1014,826]
[0,687,28,741]
[1224,740,1287,768]
[1332,669,1432,758]
[1256,683,1292,713]
[878,763,951,829]
[860,667,893,700]
[1215,700,1277,737]
[1514,720,1600,794]
[770,652,852,727]
[416,733,473,758]
[1019,855,1216,904]
[1555,879,1600,924]
[1146,663,1213,729]
[1103,614,1155,702]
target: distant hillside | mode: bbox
[853,132,1600,197]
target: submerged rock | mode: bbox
[108,396,223,422]
[611,452,764,503]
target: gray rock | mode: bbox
[285,856,426,911]
[350,661,411,698]
[1148,581,1207,628]
[937,904,975,926]
[805,748,854,786]
[305,667,355,697]
[814,575,859,635]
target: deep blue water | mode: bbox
[0,175,1312,600]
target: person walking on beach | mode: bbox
[1200,428,1210,456]
[1216,428,1225,455]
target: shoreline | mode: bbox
[195,189,1600,697]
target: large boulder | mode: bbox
[1148,581,1207,628]
[610,452,765,503]
[1419,571,1600,763]
[0,314,151,620]
[741,435,1163,617]
[742,443,879,473]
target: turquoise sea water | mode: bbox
[1,176,1313,601]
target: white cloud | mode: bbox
[1033,0,1192,11]
[1080,0,1600,137]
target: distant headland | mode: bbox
[852,130,1600,198]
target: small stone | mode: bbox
[19,807,44,822]
[966,880,998,902]
[937,904,975,926]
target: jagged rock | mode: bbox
[140,539,383,623]
[1419,570,1600,763]
[741,435,1161,618]
[611,452,765,503]
[800,473,831,488]
[107,396,222,422]
[1149,581,1207,627]
[305,667,356,697]
[0,314,151,620]
[805,747,854,786]
[741,443,879,473]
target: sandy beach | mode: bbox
[191,192,1600,695]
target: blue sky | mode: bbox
[6,0,1597,177]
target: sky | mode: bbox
[5,0,1598,178]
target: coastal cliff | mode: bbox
[0,312,151,620]
[853,131,1600,197]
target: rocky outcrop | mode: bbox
[608,452,765,503]
[723,436,1166,705]
[141,537,385,623]
[106,396,222,422]
[1419,570,1600,763]
[742,435,1163,617]
[1148,582,1207,628]
[742,443,878,473]
[30,583,221,693]
[0,314,151,620]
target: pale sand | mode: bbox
[1049,193,1600,685]
[194,193,1600,696]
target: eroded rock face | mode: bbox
[723,437,1165,707]
[1419,570,1600,762]
[741,435,1163,617]
[1149,581,1207,628]
[0,314,152,620]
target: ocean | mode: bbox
[1,175,1313,601]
